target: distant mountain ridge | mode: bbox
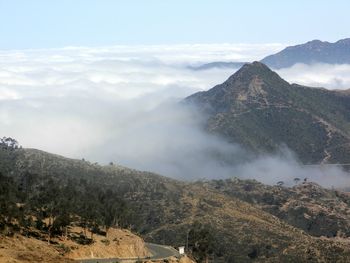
[261,38,350,68]
[188,61,247,70]
[191,38,350,70]
[186,61,350,164]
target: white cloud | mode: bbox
[276,63,350,90]
[0,44,349,187]
[234,151,350,188]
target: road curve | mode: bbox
[75,242,180,263]
[146,243,180,260]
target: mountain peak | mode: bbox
[226,61,285,86]
[305,39,326,45]
[240,61,271,71]
[185,62,291,113]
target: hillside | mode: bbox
[185,61,350,164]
[204,178,350,238]
[261,38,350,68]
[2,146,350,262]
[0,235,74,263]
[0,228,149,263]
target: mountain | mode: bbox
[188,61,247,70]
[185,61,350,164]
[261,38,350,68]
[192,38,350,70]
[2,145,350,262]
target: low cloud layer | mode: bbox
[0,44,350,187]
[235,152,350,187]
[276,63,350,90]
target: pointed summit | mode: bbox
[233,61,273,77]
[239,61,272,71]
[185,62,291,113]
[217,61,290,103]
[226,61,284,85]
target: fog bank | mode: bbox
[0,44,350,187]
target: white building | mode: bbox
[179,246,185,255]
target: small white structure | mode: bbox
[179,246,185,255]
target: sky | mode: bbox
[0,0,349,49]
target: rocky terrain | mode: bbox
[186,61,350,164]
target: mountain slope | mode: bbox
[185,61,350,164]
[205,178,350,238]
[2,147,350,262]
[261,38,350,68]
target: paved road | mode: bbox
[76,243,180,263]
[146,243,180,260]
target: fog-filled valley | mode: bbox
[3,2,350,262]
[1,44,350,187]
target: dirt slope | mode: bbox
[0,235,73,263]
[65,227,150,260]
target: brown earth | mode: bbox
[0,234,73,263]
[65,227,150,260]
[0,228,151,263]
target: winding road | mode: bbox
[76,243,180,263]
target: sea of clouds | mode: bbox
[1,43,350,187]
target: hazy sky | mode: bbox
[0,0,349,49]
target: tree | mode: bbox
[0,173,19,231]
[0,169,132,244]
[276,181,284,187]
[293,177,300,185]
[0,137,19,149]
[188,222,215,263]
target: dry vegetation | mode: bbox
[2,146,350,262]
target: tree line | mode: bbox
[0,170,133,243]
